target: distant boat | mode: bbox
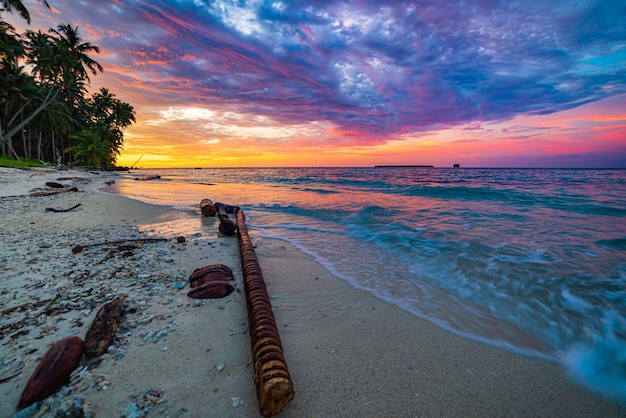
[453,163,460,168]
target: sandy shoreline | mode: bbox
[0,167,624,417]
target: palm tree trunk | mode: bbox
[51,131,56,164]
[6,135,21,160]
[0,118,6,156]
[4,86,61,142]
[37,132,43,161]
[22,128,29,159]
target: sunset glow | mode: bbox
[10,0,626,167]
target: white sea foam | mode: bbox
[102,167,626,403]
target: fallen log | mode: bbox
[18,336,84,409]
[45,203,81,213]
[30,187,78,197]
[236,209,294,417]
[134,175,160,181]
[214,202,238,236]
[200,198,216,217]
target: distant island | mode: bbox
[374,165,434,168]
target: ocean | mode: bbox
[99,167,626,404]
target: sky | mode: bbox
[7,0,626,167]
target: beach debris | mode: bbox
[121,402,143,418]
[15,395,89,418]
[236,209,295,417]
[122,389,165,417]
[214,202,239,235]
[153,329,169,343]
[0,298,54,316]
[189,264,234,288]
[0,298,60,340]
[45,181,67,189]
[133,175,160,181]
[45,203,82,213]
[71,237,168,254]
[232,397,246,407]
[176,236,186,243]
[0,357,24,383]
[104,180,115,185]
[30,186,78,197]
[200,198,217,217]
[84,298,126,358]
[18,336,85,409]
[187,281,235,299]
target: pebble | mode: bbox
[121,402,143,418]
[0,179,239,416]
[153,329,169,343]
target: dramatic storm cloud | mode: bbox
[12,0,626,167]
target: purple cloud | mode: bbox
[17,0,626,144]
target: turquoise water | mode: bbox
[101,167,626,403]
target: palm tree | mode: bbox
[0,0,50,24]
[0,57,61,150]
[87,88,136,163]
[67,129,110,168]
[48,24,103,92]
[0,20,24,64]
[1,10,136,166]
[24,29,55,82]
[29,93,71,161]
[0,60,39,159]
[0,0,30,22]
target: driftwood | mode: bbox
[214,202,238,236]
[236,209,294,417]
[0,299,54,316]
[18,336,84,409]
[71,237,167,254]
[200,198,216,217]
[0,297,60,339]
[30,187,78,197]
[134,175,160,181]
[84,298,125,357]
[45,181,66,189]
[45,203,81,213]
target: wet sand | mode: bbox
[1,167,624,417]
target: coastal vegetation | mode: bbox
[0,154,47,167]
[0,0,135,168]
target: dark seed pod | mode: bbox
[18,336,84,409]
[84,298,125,358]
[189,264,234,287]
[187,281,235,299]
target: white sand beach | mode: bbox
[1,167,624,417]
